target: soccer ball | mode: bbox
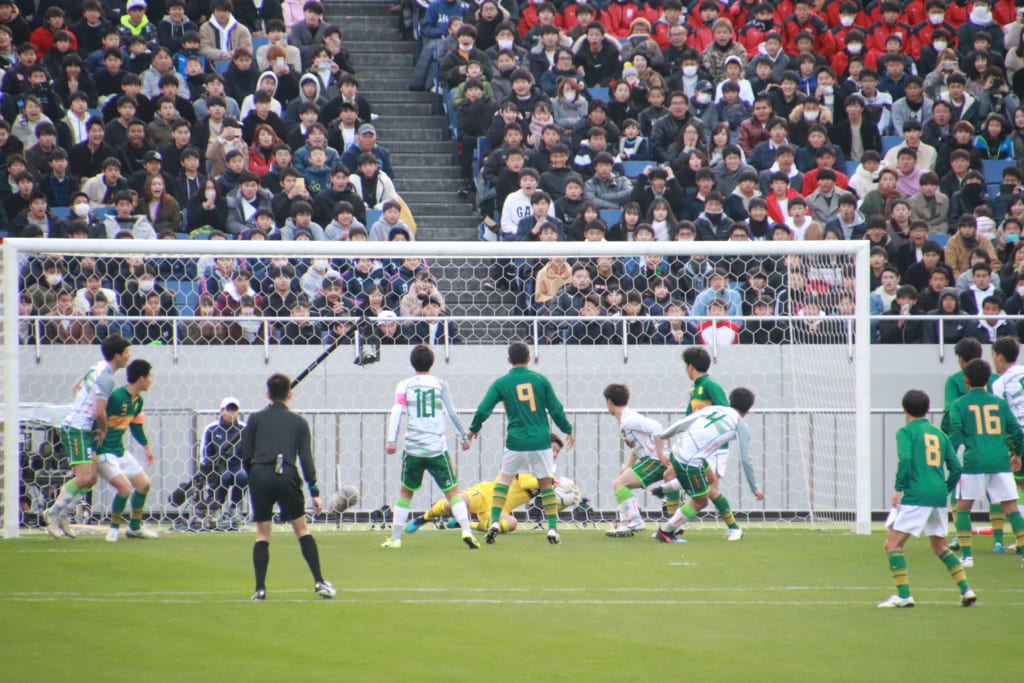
[553,477,580,510]
[330,484,360,513]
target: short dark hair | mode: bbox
[404,343,434,372]
[100,334,130,361]
[126,359,152,384]
[954,337,983,362]
[729,387,755,414]
[993,336,1020,364]
[507,341,530,365]
[267,372,291,400]
[682,347,711,372]
[901,389,930,418]
[963,359,993,389]
[603,383,630,407]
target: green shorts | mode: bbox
[669,455,710,497]
[631,459,667,488]
[60,426,95,467]
[401,452,457,492]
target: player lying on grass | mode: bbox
[653,388,759,543]
[383,345,478,550]
[97,359,159,542]
[45,335,132,538]
[405,436,567,534]
[948,358,1024,569]
[879,389,976,609]
[602,383,669,537]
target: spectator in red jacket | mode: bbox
[652,0,687,49]
[866,2,914,55]
[605,0,644,39]
[30,7,78,60]
[783,0,836,59]
[737,3,782,59]
[688,1,723,53]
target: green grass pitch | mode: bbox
[1,525,1018,682]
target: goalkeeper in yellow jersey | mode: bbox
[405,436,564,534]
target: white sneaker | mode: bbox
[105,527,120,542]
[725,527,743,541]
[547,528,561,544]
[42,511,63,539]
[125,528,159,539]
[381,538,402,549]
[877,595,915,608]
[626,519,646,532]
[960,556,975,568]
[960,589,978,607]
[315,581,336,599]
[604,524,635,537]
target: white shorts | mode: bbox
[96,451,144,482]
[889,504,949,537]
[705,449,729,478]
[500,448,556,479]
[957,472,1017,504]
[671,439,719,471]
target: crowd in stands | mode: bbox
[13,0,1024,346]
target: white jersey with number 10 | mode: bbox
[993,364,1024,424]
[387,375,468,458]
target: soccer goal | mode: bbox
[1,238,871,539]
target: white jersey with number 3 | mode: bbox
[993,364,1024,424]
[620,408,663,461]
[387,374,467,457]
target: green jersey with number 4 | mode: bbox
[469,366,573,451]
[948,388,1024,474]
[894,418,960,507]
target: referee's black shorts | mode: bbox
[248,464,306,523]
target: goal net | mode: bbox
[1,238,871,539]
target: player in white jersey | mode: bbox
[991,336,1024,553]
[602,383,669,537]
[43,335,132,538]
[382,345,477,550]
[654,388,760,543]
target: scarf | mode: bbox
[210,15,238,51]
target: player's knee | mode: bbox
[114,481,132,497]
[80,473,98,488]
[504,518,516,532]
[691,495,709,510]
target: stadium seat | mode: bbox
[251,35,269,53]
[621,160,648,179]
[94,207,117,220]
[929,233,950,246]
[164,279,200,317]
[599,209,622,226]
[587,87,608,102]
[881,136,901,154]
[845,160,860,177]
[982,159,1016,185]
[214,60,230,74]
[50,207,71,220]
[365,209,382,227]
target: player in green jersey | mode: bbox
[96,359,159,542]
[879,390,975,608]
[941,338,1005,552]
[467,342,575,545]
[654,347,754,540]
[44,335,132,538]
[949,359,1024,568]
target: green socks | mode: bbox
[664,490,681,515]
[712,494,739,529]
[614,486,633,504]
[110,494,128,528]
[938,549,969,594]
[540,487,558,530]
[955,510,973,557]
[129,491,147,531]
[1007,509,1024,550]
[887,551,910,599]
[491,483,508,524]
[989,503,1005,544]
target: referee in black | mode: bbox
[241,372,335,600]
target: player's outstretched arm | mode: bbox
[468,383,501,435]
[735,420,762,498]
[660,413,700,440]
[440,381,470,447]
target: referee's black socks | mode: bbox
[253,541,270,591]
[299,535,324,584]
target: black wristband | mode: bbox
[309,485,320,497]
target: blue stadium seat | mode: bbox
[50,207,72,220]
[587,87,608,102]
[621,160,648,178]
[600,209,622,226]
[365,209,382,226]
[164,279,200,317]
[475,137,489,161]
[845,160,860,177]
[251,35,269,53]
[881,136,901,154]
[214,60,230,74]
[929,233,950,247]
[982,159,1016,185]
[94,207,117,220]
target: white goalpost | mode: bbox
[1,238,872,539]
